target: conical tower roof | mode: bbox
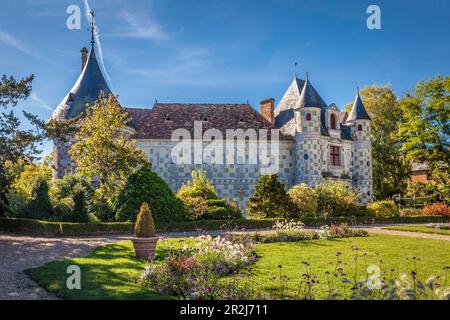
[294,76,325,109]
[52,44,113,120]
[346,89,371,122]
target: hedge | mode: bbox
[1,215,449,237]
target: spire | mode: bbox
[89,11,95,45]
[51,12,114,121]
[294,74,322,109]
[346,88,371,122]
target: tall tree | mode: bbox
[69,94,147,199]
[397,76,449,171]
[0,74,40,215]
[345,85,409,199]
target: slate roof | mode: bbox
[52,45,113,120]
[346,91,371,122]
[274,77,353,140]
[126,103,292,140]
[295,79,327,109]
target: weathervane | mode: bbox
[89,10,95,45]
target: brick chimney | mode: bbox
[260,98,275,125]
[81,47,88,71]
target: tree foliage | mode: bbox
[397,76,449,171]
[177,171,218,200]
[287,183,318,217]
[247,174,290,218]
[0,74,38,215]
[345,85,410,199]
[69,93,147,199]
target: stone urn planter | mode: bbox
[132,202,158,259]
[132,237,159,259]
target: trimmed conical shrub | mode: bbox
[115,164,187,222]
[135,202,156,238]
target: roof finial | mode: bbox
[294,62,299,78]
[357,86,360,95]
[306,72,309,81]
[89,11,95,45]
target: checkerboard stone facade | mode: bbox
[136,139,296,212]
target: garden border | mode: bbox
[1,215,449,237]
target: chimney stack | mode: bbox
[81,47,88,71]
[260,98,275,125]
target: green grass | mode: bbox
[384,225,450,236]
[25,242,172,300]
[26,235,450,300]
[250,234,450,298]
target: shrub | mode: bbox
[115,164,187,222]
[63,188,89,223]
[25,178,53,219]
[177,171,218,200]
[287,184,318,217]
[315,181,359,217]
[135,202,156,237]
[50,174,93,222]
[422,202,450,216]
[400,208,423,216]
[203,199,242,220]
[184,197,209,220]
[367,200,400,217]
[247,174,290,218]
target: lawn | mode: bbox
[26,235,450,300]
[383,225,450,236]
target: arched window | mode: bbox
[358,124,363,131]
[330,114,337,130]
[306,113,312,121]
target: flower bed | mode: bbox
[141,235,266,299]
[234,221,368,243]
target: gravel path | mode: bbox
[1,225,449,300]
[362,227,450,241]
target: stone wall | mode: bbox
[136,139,296,213]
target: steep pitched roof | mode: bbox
[52,45,113,120]
[346,90,371,122]
[274,76,352,140]
[127,103,292,140]
[295,79,327,109]
[274,77,327,135]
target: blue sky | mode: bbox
[1,0,449,157]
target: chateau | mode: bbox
[52,39,373,212]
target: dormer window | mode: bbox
[306,113,312,121]
[330,114,337,130]
[358,124,363,131]
[165,114,172,122]
[202,116,208,122]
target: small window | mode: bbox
[330,114,337,130]
[358,124,363,131]
[304,153,309,160]
[306,113,312,121]
[330,146,340,166]
[202,116,208,122]
[165,114,172,122]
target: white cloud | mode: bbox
[29,92,53,111]
[114,11,167,40]
[0,30,34,56]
